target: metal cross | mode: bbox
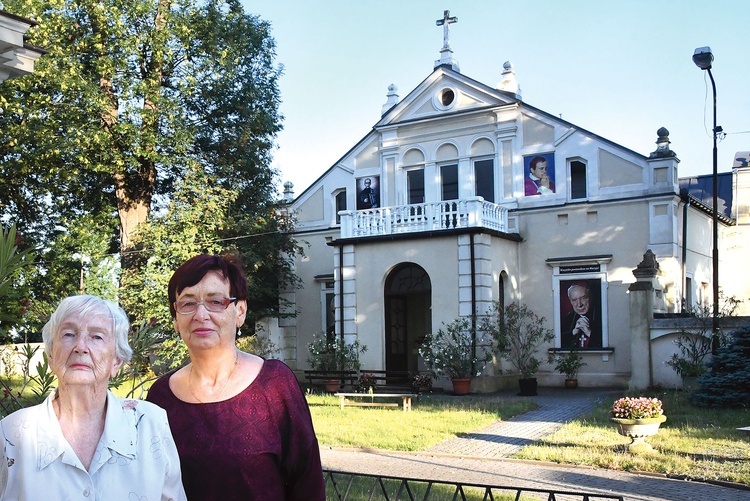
[436,10,458,50]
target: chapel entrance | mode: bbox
[384,263,432,373]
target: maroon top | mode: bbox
[147,359,325,501]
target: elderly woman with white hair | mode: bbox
[0,295,186,500]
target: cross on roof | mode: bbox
[436,10,458,50]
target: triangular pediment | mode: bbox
[377,67,518,128]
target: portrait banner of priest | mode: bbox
[523,153,556,196]
[356,176,380,210]
[559,278,602,349]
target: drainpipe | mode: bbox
[470,233,477,371]
[338,245,345,342]
[681,199,690,312]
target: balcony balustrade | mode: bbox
[339,197,509,239]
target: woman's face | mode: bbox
[173,270,247,352]
[49,309,122,389]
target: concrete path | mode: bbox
[320,387,750,501]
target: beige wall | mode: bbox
[349,236,461,369]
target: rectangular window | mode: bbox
[321,282,335,339]
[407,169,425,204]
[474,159,494,202]
[335,190,346,224]
[441,164,458,201]
[684,276,693,312]
[570,160,587,200]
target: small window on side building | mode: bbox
[570,160,587,200]
[335,190,346,224]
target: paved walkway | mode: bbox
[319,387,750,501]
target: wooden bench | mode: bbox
[335,392,417,411]
[303,370,358,392]
[357,370,430,393]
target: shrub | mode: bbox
[691,325,750,408]
[418,317,490,380]
[665,298,739,378]
[480,302,554,378]
[307,332,367,372]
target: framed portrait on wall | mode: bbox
[559,278,603,349]
[356,176,380,210]
[523,153,555,196]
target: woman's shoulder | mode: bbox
[0,399,45,428]
[261,358,296,379]
[146,369,178,399]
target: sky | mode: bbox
[241,0,750,195]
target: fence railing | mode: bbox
[323,469,625,501]
[339,197,509,239]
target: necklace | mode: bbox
[188,351,239,404]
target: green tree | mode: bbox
[0,224,35,343]
[120,164,233,328]
[0,0,296,334]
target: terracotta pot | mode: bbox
[564,378,578,389]
[451,378,472,395]
[324,379,340,393]
[610,415,667,452]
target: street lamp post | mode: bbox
[692,46,720,352]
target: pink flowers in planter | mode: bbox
[611,397,664,420]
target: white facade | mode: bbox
[0,10,43,84]
[274,55,749,391]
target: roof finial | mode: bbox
[434,10,460,71]
[497,61,522,100]
[649,127,676,159]
[381,84,399,116]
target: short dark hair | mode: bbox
[529,156,547,172]
[168,254,248,318]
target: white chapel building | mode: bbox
[270,14,750,391]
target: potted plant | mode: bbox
[418,317,490,395]
[552,349,586,388]
[610,396,666,452]
[480,302,554,396]
[307,332,367,392]
[410,372,433,393]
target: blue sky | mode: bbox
[242,1,750,194]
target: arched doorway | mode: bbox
[384,263,432,372]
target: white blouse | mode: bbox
[0,390,186,501]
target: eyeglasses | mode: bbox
[174,297,237,315]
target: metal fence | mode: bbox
[324,470,625,501]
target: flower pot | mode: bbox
[451,378,472,395]
[564,378,578,389]
[324,379,340,393]
[610,415,667,452]
[517,377,537,396]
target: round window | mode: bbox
[440,89,455,106]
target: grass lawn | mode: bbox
[307,392,537,451]
[309,388,750,486]
[514,389,750,485]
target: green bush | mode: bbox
[418,317,490,380]
[691,324,750,408]
[307,332,367,372]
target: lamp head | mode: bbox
[693,46,714,70]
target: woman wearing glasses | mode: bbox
[146,254,325,500]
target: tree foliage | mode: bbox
[480,302,555,378]
[0,225,35,342]
[1,0,298,336]
[691,325,750,408]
